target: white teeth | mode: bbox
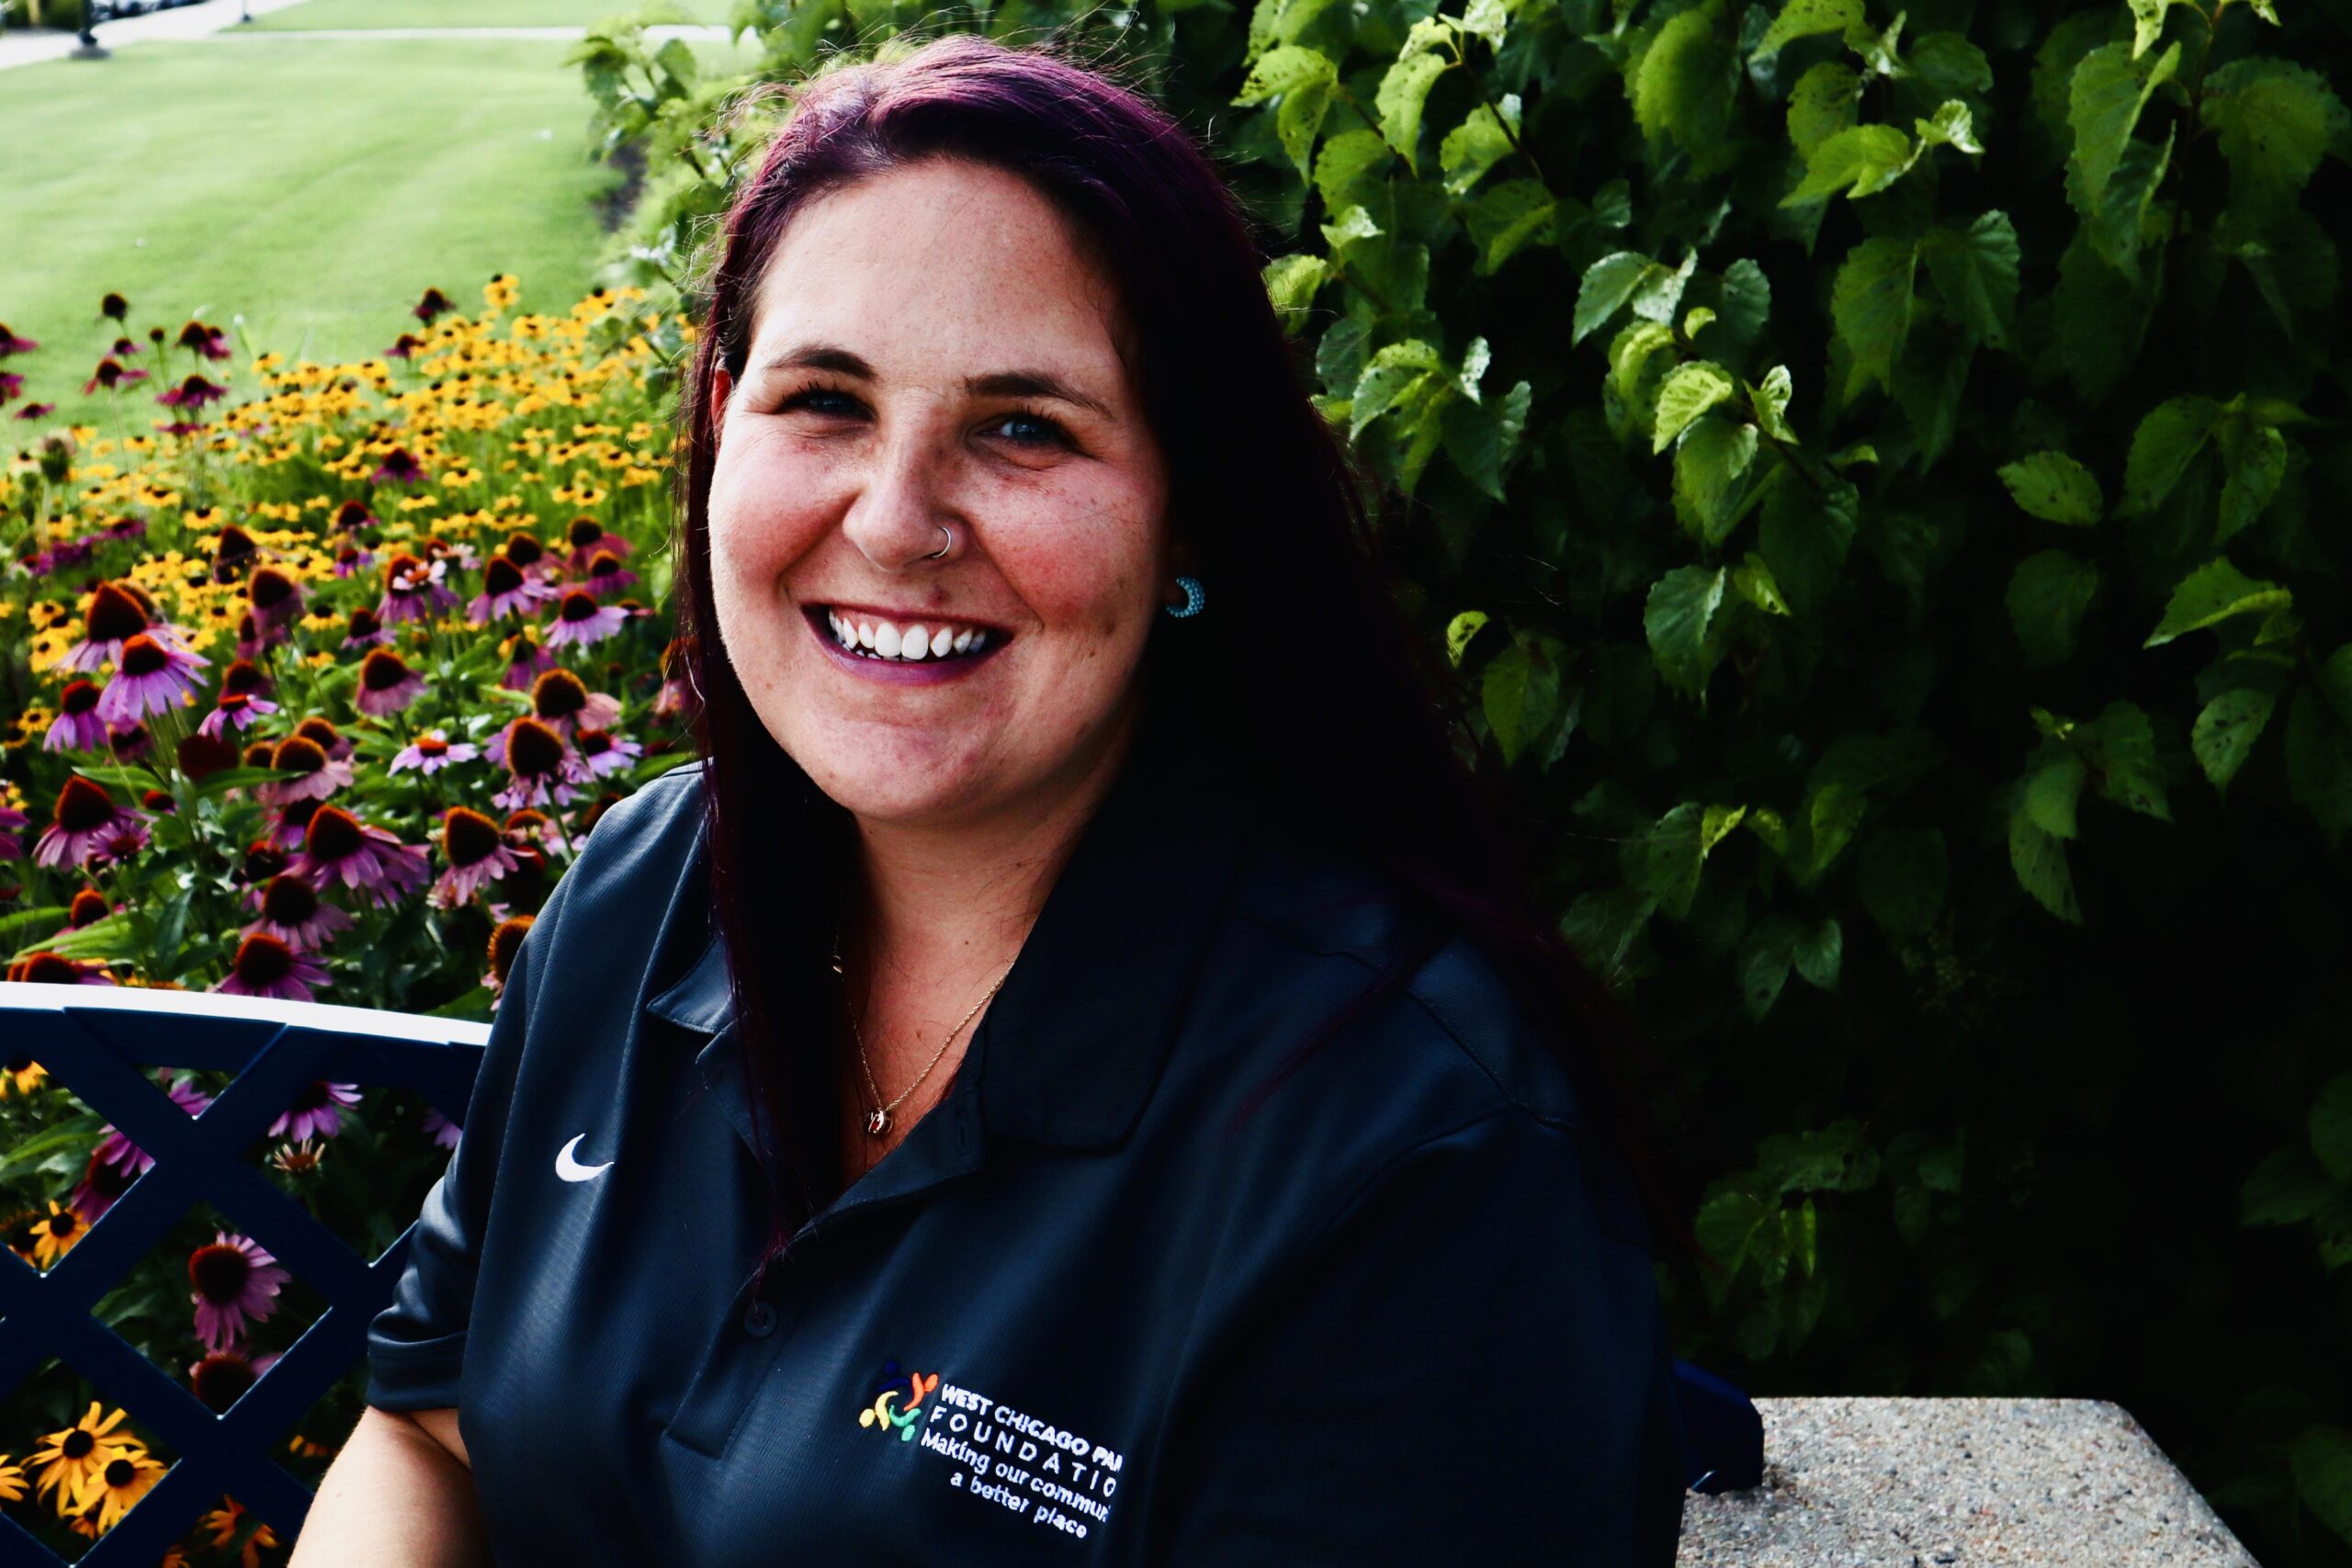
[824,611,996,661]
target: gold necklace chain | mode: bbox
[830,919,1017,1138]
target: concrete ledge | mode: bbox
[1679,1399,2258,1565]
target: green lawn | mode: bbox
[0,37,635,439]
[245,0,722,29]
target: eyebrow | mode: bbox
[755,342,1115,423]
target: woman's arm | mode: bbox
[289,1406,489,1567]
[1151,1111,1685,1564]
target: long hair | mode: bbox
[670,29,1694,1272]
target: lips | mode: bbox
[802,604,1009,682]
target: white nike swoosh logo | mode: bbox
[555,1133,614,1183]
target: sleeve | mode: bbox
[1153,1111,1689,1566]
[361,886,557,1413]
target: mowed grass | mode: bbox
[0,37,632,437]
[246,0,722,29]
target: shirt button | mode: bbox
[742,1300,778,1337]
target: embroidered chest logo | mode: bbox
[856,1361,939,1441]
[854,1358,1128,1544]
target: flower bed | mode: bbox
[0,276,690,1558]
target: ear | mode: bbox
[709,362,734,449]
[1159,530,1199,608]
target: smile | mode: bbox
[803,604,1010,683]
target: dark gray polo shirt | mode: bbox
[364,723,1690,1562]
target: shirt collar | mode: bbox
[643,717,1256,1152]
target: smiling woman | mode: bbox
[304,29,1695,1568]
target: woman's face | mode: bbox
[705,156,1177,832]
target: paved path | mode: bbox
[0,3,727,72]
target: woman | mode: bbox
[299,31,1690,1565]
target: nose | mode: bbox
[840,423,962,573]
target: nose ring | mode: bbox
[923,524,953,561]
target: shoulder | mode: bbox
[1218,819,1578,1126]
[520,760,710,978]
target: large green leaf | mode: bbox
[1997,451,2103,525]
[2193,689,2278,793]
[2202,59,2351,225]
[1832,237,1917,399]
[1652,361,1737,453]
[1575,252,1653,345]
[1375,45,1449,175]
[1788,61,1862,157]
[2121,395,2222,515]
[2067,40,2179,211]
[1783,123,1916,204]
[1645,565,1729,700]
[2143,558,2291,649]
[1752,0,1861,58]
[1922,211,2019,347]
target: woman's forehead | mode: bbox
[746,162,1133,396]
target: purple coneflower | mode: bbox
[390,730,478,774]
[413,288,454,324]
[100,293,128,321]
[564,516,629,572]
[525,667,620,738]
[331,498,376,536]
[95,633,209,726]
[0,322,38,355]
[486,913,534,999]
[86,1072,214,1184]
[15,401,56,421]
[580,549,639,597]
[291,806,430,906]
[211,524,257,583]
[503,807,569,863]
[197,660,280,739]
[503,529,557,581]
[546,590,627,650]
[432,807,520,908]
[157,373,229,412]
[216,932,330,1003]
[188,1233,290,1352]
[266,798,322,854]
[574,728,642,778]
[384,332,424,360]
[175,320,232,361]
[654,637,694,719]
[43,680,110,752]
[421,1107,463,1149]
[468,554,556,624]
[492,717,582,812]
[377,552,455,624]
[255,736,354,806]
[243,873,352,951]
[69,1145,138,1224]
[247,566,304,632]
[355,648,425,717]
[7,950,117,986]
[82,357,150,396]
[189,1348,282,1415]
[0,369,22,404]
[334,544,375,580]
[57,581,178,672]
[34,778,147,871]
[112,334,141,358]
[271,1079,362,1141]
[341,605,390,648]
[295,716,356,761]
[60,887,114,933]
[0,803,26,860]
[369,446,425,487]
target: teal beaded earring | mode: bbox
[1163,576,1205,618]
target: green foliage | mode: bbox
[579,1,2352,1557]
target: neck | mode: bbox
[845,706,1143,984]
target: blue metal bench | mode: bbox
[0,981,486,1564]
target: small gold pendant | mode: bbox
[865,1107,891,1137]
